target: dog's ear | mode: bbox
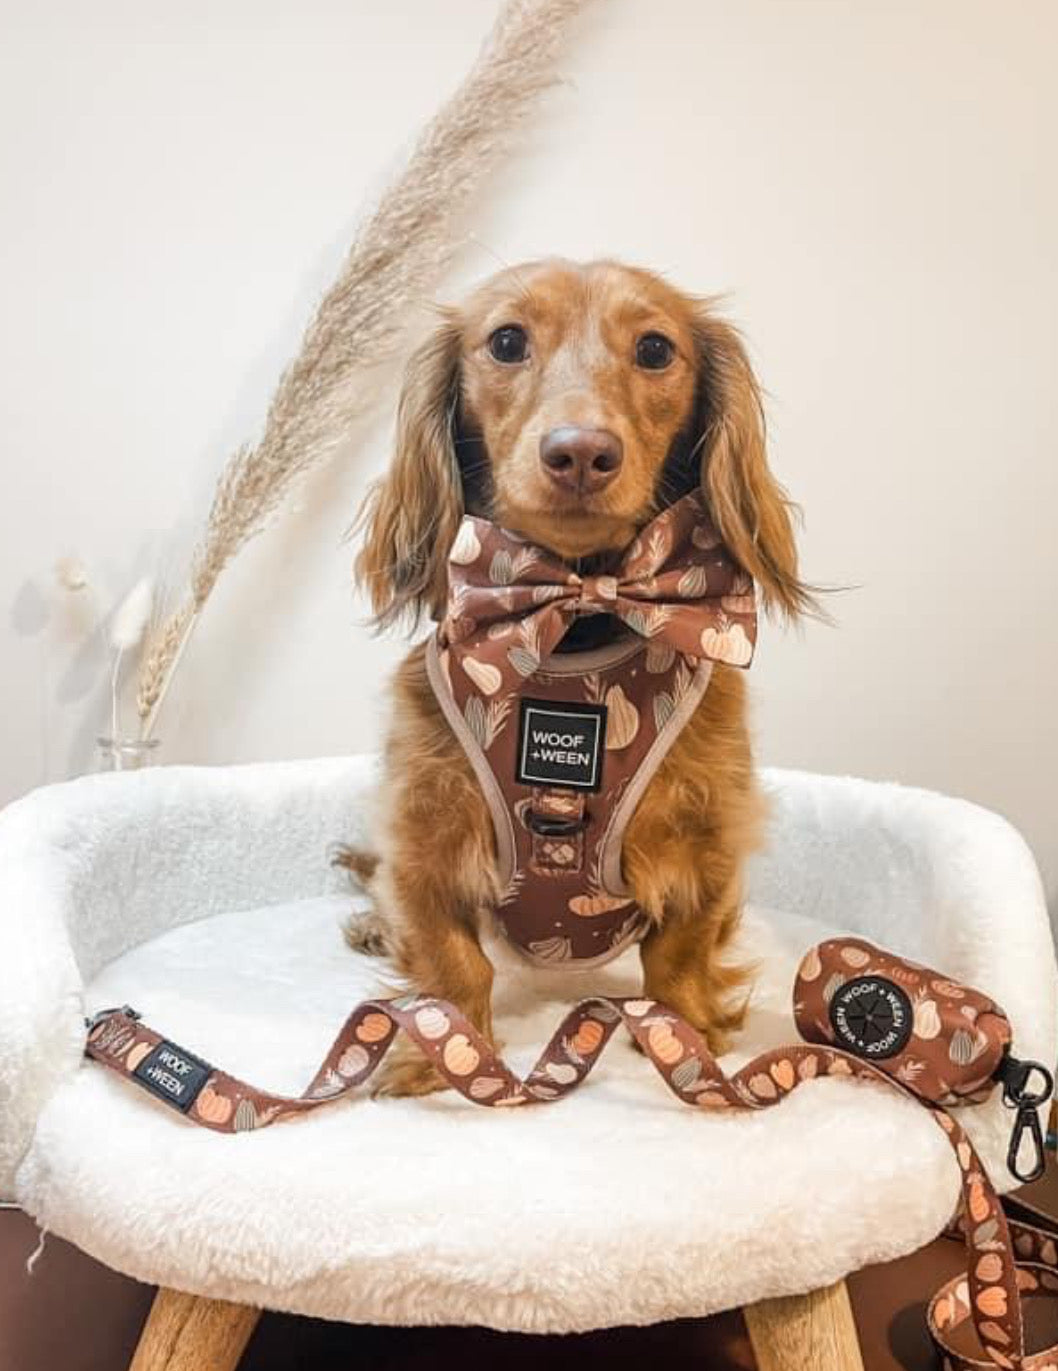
[355,311,464,629]
[693,306,814,620]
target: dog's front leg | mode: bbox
[638,890,751,1057]
[370,823,497,1098]
[628,808,754,1055]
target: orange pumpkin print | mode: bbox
[443,1034,480,1076]
[797,1055,819,1081]
[975,1285,1007,1318]
[697,1092,729,1108]
[975,1253,1003,1283]
[769,1060,795,1091]
[571,1020,604,1055]
[968,1181,991,1224]
[356,1012,392,1044]
[125,1041,151,1072]
[195,1085,233,1125]
[647,1023,683,1065]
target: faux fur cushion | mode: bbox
[2,760,1054,1330]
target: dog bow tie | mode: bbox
[439,491,757,697]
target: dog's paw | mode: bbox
[371,1046,449,1099]
[344,909,391,958]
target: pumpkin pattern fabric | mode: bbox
[428,490,757,966]
[795,937,1012,1106]
[85,937,1050,1371]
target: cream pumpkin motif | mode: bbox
[700,621,753,667]
[604,684,639,750]
[913,998,942,1040]
[461,655,503,696]
[449,521,482,565]
[337,1044,370,1077]
[720,593,755,615]
[414,1005,451,1040]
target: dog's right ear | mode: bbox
[354,311,464,629]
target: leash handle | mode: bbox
[85,993,1050,1369]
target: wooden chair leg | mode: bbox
[128,1287,261,1371]
[743,1277,865,1371]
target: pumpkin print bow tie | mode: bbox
[439,491,757,697]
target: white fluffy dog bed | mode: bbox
[0,757,1054,1331]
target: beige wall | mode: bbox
[2,0,1056,909]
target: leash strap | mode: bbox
[86,996,1049,1369]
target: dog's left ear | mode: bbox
[354,311,465,630]
[693,307,814,620]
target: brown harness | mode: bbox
[429,490,756,965]
[85,936,1053,1371]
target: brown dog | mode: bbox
[345,258,811,1096]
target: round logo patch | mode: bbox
[828,976,913,1059]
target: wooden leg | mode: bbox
[128,1288,261,1371]
[743,1278,865,1371]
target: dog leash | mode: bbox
[86,942,1053,1370]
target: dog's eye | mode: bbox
[635,332,675,370]
[488,325,529,364]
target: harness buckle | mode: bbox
[525,810,589,837]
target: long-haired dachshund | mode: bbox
[343,258,811,1096]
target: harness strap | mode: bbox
[86,997,1051,1369]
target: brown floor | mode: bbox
[3,1160,1057,1371]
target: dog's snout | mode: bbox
[539,426,624,493]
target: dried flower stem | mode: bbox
[137,0,592,740]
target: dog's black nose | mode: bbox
[540,426,624,493]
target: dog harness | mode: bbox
[425,490,759,966]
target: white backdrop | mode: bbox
[2,0,1055,913]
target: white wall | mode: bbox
[2,0,1056,911]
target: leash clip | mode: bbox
[995,1053,1053,1184]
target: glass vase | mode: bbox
[96,737,161,772]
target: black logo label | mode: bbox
[829,976,914,1059]
[133,1040,212,1113]
[515,698,607,792]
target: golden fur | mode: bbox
[345,259,809,1096]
